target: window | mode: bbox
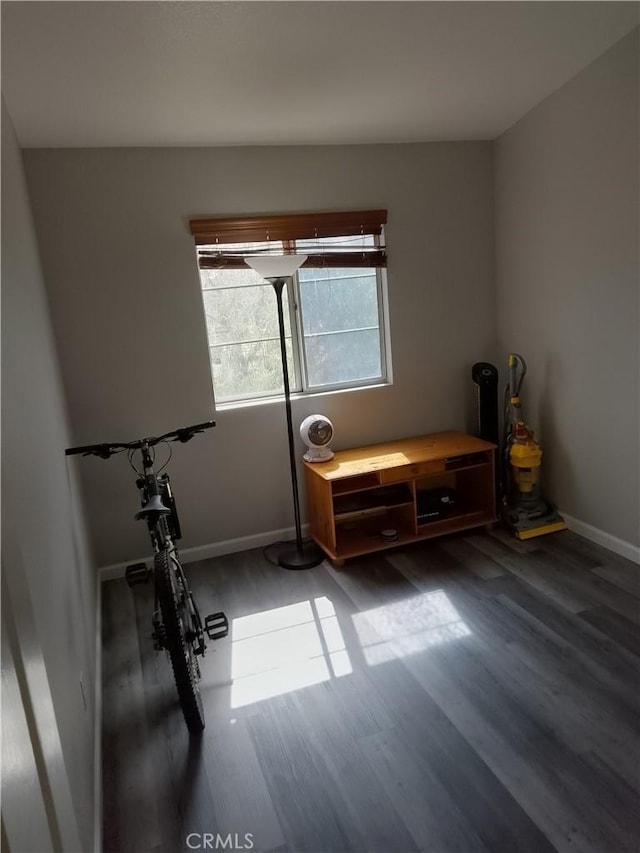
[190,210,390,405]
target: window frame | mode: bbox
[294,262,389,395]
[190,210,390,406]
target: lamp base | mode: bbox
[276,541,325,570]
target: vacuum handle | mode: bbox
[508,353,527,399]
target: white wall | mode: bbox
[23,142,496,567]
[495,29,639,550]
[1,98,97,851]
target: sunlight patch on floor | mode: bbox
[352,589,471,665]
[230,597,352,707]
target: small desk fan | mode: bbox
[300,415,334,462]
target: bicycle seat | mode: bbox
[135,495,172,520]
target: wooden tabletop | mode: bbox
[303,431,495,481]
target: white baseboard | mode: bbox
[98,525,307,581]
[98,515,640,581]
[93,575,102,852]
[560,511,640,565]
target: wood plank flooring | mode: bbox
[102,529,640,853]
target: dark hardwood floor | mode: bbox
[102,529,640,853]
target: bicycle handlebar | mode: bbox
[65,420,216,458]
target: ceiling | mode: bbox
[1,1,638,148]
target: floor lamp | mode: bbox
[245,254,325,569]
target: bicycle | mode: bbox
[66,421,228,734]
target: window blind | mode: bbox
[189,209,387,270]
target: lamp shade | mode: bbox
[245,254,308,279]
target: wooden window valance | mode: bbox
[190,209,387,270]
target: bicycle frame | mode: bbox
[65,420,228,733]
[132,442,207,657]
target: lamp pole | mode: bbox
[245,255,324,570]
[272,277,304,553]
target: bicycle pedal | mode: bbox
[125,562,151,587]
[204,611,229,640]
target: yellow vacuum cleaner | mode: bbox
[502,354,567,540]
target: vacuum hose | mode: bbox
[505,352,527,430]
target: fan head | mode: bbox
[300,414,334,462]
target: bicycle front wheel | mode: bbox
[155,548,205,733]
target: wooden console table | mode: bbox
[303,431,496,565]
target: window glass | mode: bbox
[196,232,388,404]
[297,268,382,388]
[202,270,297,401]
